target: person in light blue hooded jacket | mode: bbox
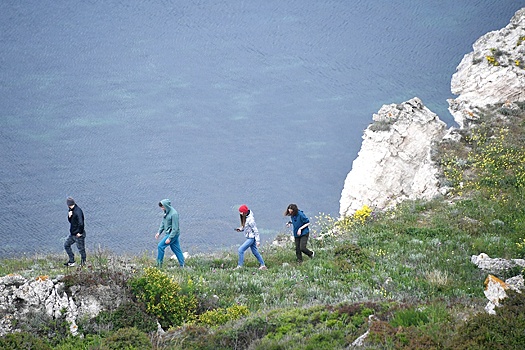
[155,199,184,267]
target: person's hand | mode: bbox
[286,222,291,228]
[68,211,73,218]
[256,242,260,247]
[76,233,82,237]
[166,238,171,244]
[297,228,302,235]
[155,233,160,239]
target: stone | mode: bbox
[470,253,525,273]
[484,274,508,314]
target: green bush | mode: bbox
[158,324,211,350]
[209,315,274,350]
[100,327,152,350]
[368,320,442,349]
[330,302,382,329]
[129,267,197,329]
[453,290,525,349]
[93,301,158,334]
[333,242,371,272]
[54,334,104,350]
[0,332,52,350]
[17,309,70,345]
[196,304,249,326]
[404,227,450,238]
[390,308,430,328]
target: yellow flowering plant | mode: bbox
[129,267,197,329]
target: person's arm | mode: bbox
[168,212,179,239]
[77,209,84,236]
[297,212,310,235]
[156,220,165,239]
[250,221,260,244]
[297,222,310,234]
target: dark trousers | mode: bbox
[64,233,86,263]
[295,234,313,262]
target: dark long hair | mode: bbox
[239,213,246,227]
[239,210,251,227]
[285,203,298,216]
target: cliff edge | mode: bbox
[340,7,525,217]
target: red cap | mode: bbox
[239,204,249,214]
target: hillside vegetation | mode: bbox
[1,102,525,349]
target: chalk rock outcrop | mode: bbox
[339,97,447,217]
[471,254,525,314]
[448,8,525,128]
[0,273,129,337]
[471,252,525,273]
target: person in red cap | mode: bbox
[234,204,267,270]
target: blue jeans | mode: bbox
[238,238,265,267]
[157,234,184,267]
[64,233,86,263]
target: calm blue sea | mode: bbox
[1,0,524,259]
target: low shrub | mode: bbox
[16,309,70,345]
[368,320,442,349]
[390,308,430,328]
[92,301,158,334]
[0,332,52,350]
[452,290,525,349]
[333,242,371,273]
[196,304,249,327]
[100,327,152,350]
[129,267,197,329]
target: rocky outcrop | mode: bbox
[0,273,130,337]
[448,8,525,128]
[339,8,525,217]
[339,97,447,217]
[471,252,525,273]
[471,253,525,314]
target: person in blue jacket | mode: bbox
[155,199,184,268]
[285,203,314,262]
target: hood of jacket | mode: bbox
[160,198,173,217]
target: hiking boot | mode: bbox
[64,262,75,267]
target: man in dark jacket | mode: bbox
[64,196,86,267]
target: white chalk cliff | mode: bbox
[339,98,446,216]
[340,7,525,217]
[448,8,525,128]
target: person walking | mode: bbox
[155,199,184,268]
[234,204,267,270]
[64,196,86,267]
[285,204,314,262]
